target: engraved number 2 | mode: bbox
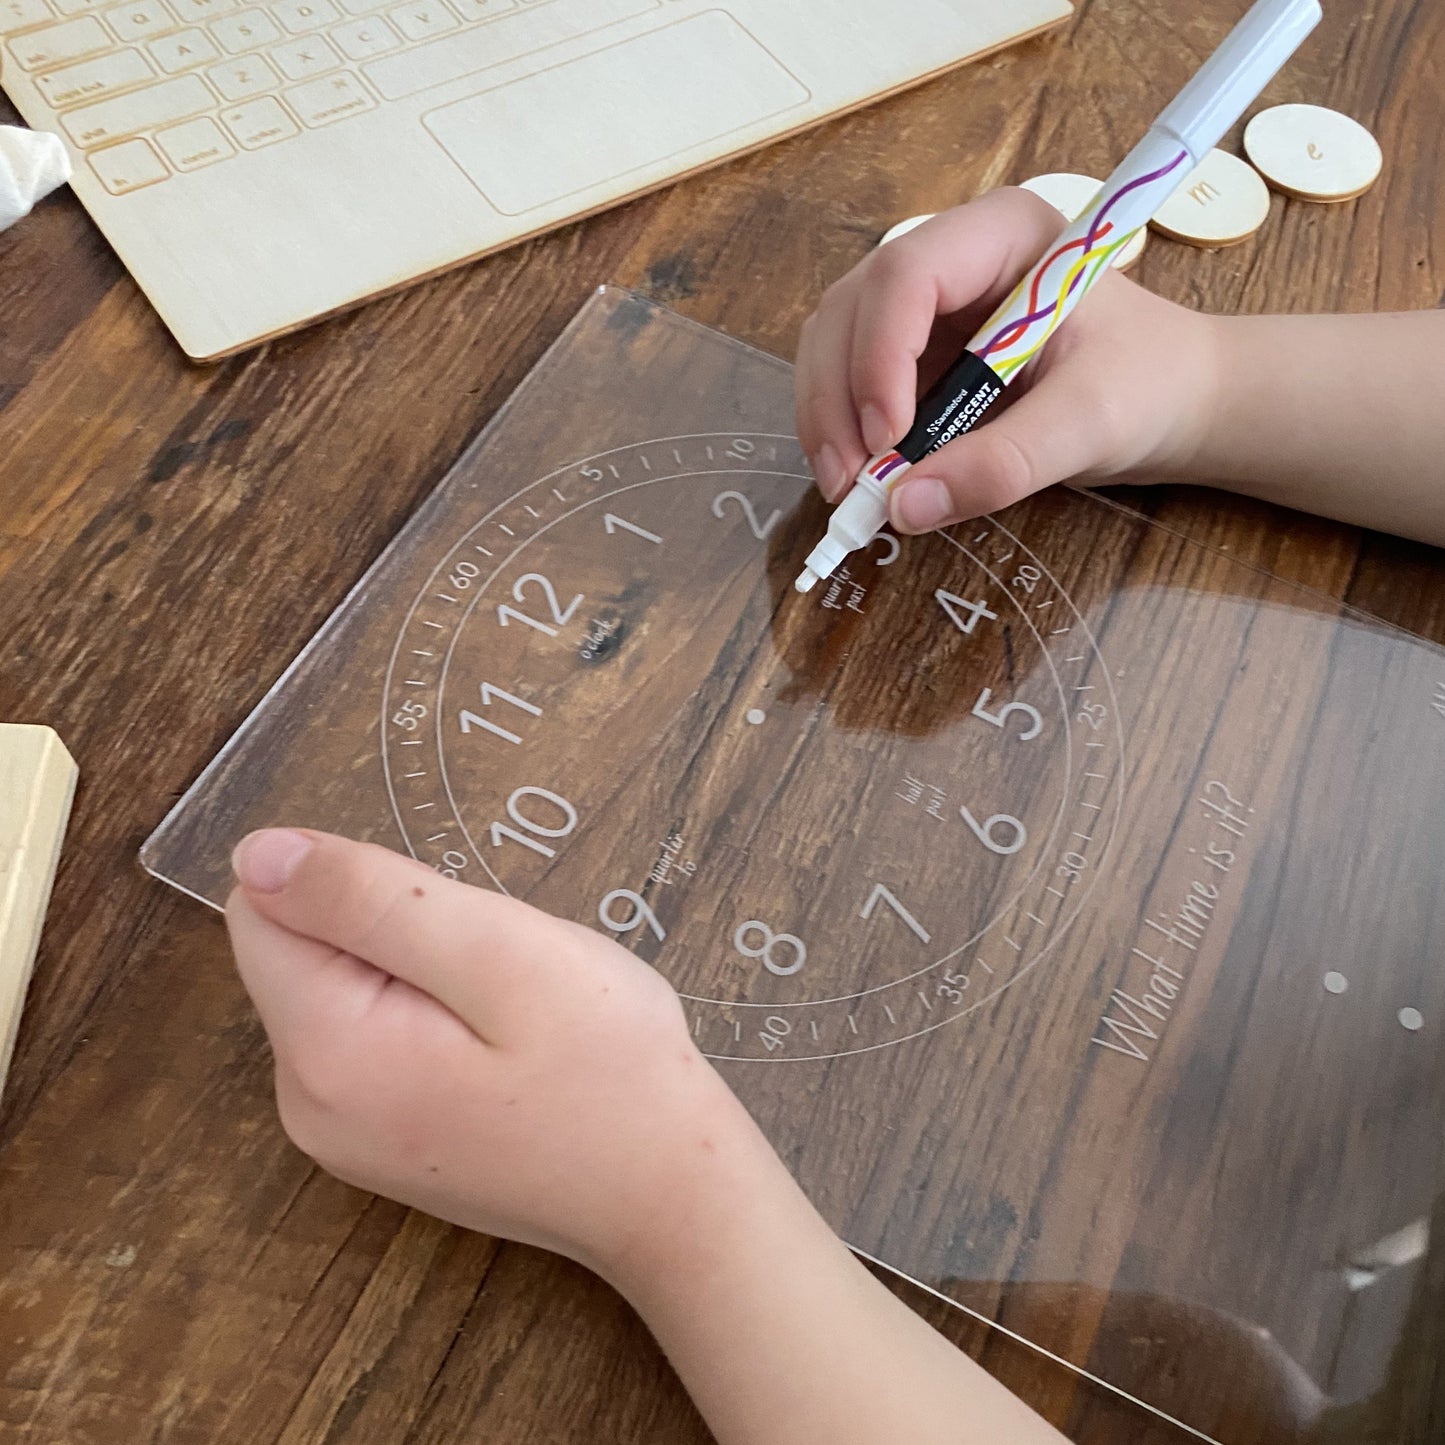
[712,491,781,541]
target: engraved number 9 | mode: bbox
[599,888,666,942]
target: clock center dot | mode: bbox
[745,708,766,726]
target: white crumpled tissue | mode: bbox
[1,124,71,234]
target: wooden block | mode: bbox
[1243,103,1384,203]
[0,725,78,1103]
[1149,147,1271,248]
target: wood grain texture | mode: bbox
[1,1,1443,1442]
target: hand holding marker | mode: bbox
[795,0,1324,593]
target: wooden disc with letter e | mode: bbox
[1149,148,1272,247]
[1243,103,1383,203]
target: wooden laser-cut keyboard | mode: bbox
[2,0,633,193]
[0,0,1070,356]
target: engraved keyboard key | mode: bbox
[332,13,396,57]
[364,0,652,102]
[389,0,455,41]
[209,6,277,49]
[271,0,334,31]
[9,14,108,69]
[155,113,233,167]
[106,0,174,42]
[270,32,336,77]
[36,46,153,105]
[148,24,216,68]
[207,50,274,97]
[0,0,53,35]
[336,0,385,17]
[52,0,106,14]
[449,0,513,21]
[284,68,371,125]
[219,93,297,146]
[170,0,234,20]
[87,134,168,191]
[61,71,211,144]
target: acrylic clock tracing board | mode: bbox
[143,289,1445,1443]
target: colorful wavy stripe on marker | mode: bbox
[977,149,1189,381]
[867,451,909,484]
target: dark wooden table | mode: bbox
[3,2,1443,1441]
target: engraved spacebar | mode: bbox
[363,0,656,102]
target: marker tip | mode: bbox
[795,567,820,593]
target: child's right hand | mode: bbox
[794,186,1221,533]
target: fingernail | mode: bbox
[891,478,953,532]
[861,404,895,455]
[813,444,846,502]
[233,829,314,893]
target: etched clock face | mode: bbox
[382,433,1122,1061]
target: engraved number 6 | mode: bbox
[959,806,1027,856]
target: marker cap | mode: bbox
[1155,0,1322,162]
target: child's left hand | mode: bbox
[225,829,750,1280]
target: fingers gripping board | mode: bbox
[143,288,1445,1443]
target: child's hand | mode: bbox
[225,829,746,1278]
[794,187,1220,533]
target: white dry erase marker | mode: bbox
[795,0,1323,593]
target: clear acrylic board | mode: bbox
[143,288,1445,1443]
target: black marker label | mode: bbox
[897,350,1005,464]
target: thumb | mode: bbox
[887,378,1113,533]
[230,828,572,1033]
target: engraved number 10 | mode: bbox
[489,786,577,859]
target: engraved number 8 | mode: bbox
[734,920,807,976]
